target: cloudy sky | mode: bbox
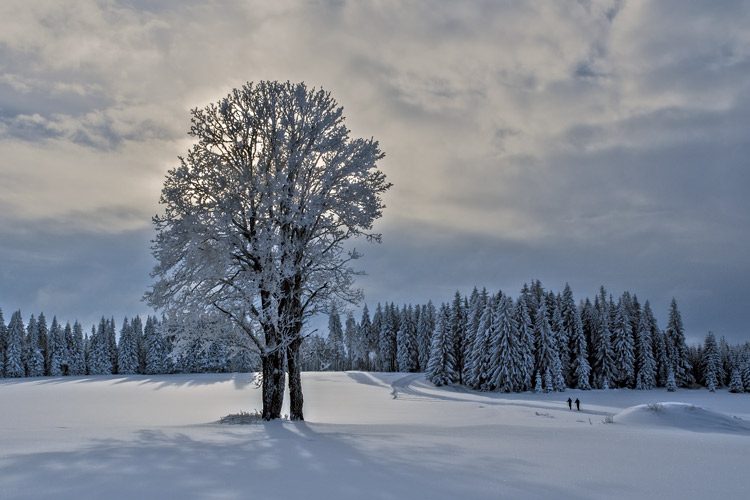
[1,0,749,345]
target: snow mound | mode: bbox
[613,402,750,434]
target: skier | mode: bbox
[575,398,580,411]
[567,397,572,410]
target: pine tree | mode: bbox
[379,304,398,372]
[702,331,721,392]
[24,315,45,377]
[0,308,6,377]
[569,306,591,390]
[327,305,345,371]
[471,293,499,391]
[728,367,744,393]
[450,292,467,384]
[36,313,49,375]
[416,302,435,372]
[359,305,374,370]
[515,294,535,391]
[492,295,526,393]
[5,311,26,378]
[117,318,139,375]
[593,293,613,389]
[426,304,456,386]
[635,301,657,390]
[69,321,87,376]
[396,305,418,372]
[370,304,384,370]
[344,312,362,370]
[144,316,165,375]
[611,299,635,388]
[665,299,693,387]
[534,301,558,383]
[88,317,113,375]
[48,317,66,376]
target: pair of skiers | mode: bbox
[567,397,580,411]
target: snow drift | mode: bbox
[613,402,750,434]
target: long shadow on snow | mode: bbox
[0,373,256,390]
[0,421,589,500]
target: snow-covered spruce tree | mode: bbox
[593,292,614,389]
[24,315,45,377]
[702,331,721,392]
[611,299,635,388]
[471,292,499,391]
[327,305,345,371]
[0,308,6,377]
[464,288,486,386]
[534,301,558,388]
[88,318,113,375]
[450,292,467,385]
[5,311,25,378]
[358,304,374,370]
[69,321,87,376]
[728,367,744,393]
[416,302,435,372]
[379,303,399,372]
[48,317,67,377]
[396,305,418,372]
[665,298,693,387]
[146,81,389,420]
[118,318,140,375]
[370,304,384,370]
[635,301,657,390]
[569,306,591,390]
[515,294,535,391]
[665,364,677,392]
[427,304,456,386]
[344,312,362,370]
[492,295,527,393]
[36,313,49,375]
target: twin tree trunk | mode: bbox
[260,339,304,421]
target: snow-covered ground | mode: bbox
[1,372,748,500]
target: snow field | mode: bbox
[1,372,748,500]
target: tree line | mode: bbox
[302,281,750,393]
[0,309,258,379]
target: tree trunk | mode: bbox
[287,337,304,421]
[261,348,285,420]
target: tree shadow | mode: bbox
[0,373,257,391]
[0,421,588,500]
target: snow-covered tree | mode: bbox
[665,299,693,387]
[88,318,113,375]
[24,315,45,377]
[450,292,467,384]
[492,295,527,393]
[427,304,456,386]
[0,308,6,377]
[416,302,435,372]
[379,303,399,372]
[118,318,139,375]
[145,81,390,420]
[635,301,657,390]
[702,331,721,392]
[69,321,86,376]
[611,299,635,388]
[592,291,613,389]
[569,306,591,390]
[327,306,345,371]
[344,311,363,369]
[515,294,536,391]
[359,304,375,370]
[471,293,499,391]
[534,301,558,386]
[5,311,25,378]
[396,305,418,372]
[143,316,165,375]
[728,367,744,393]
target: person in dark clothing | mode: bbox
[567,397,572,410]
[575,398,580,411]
